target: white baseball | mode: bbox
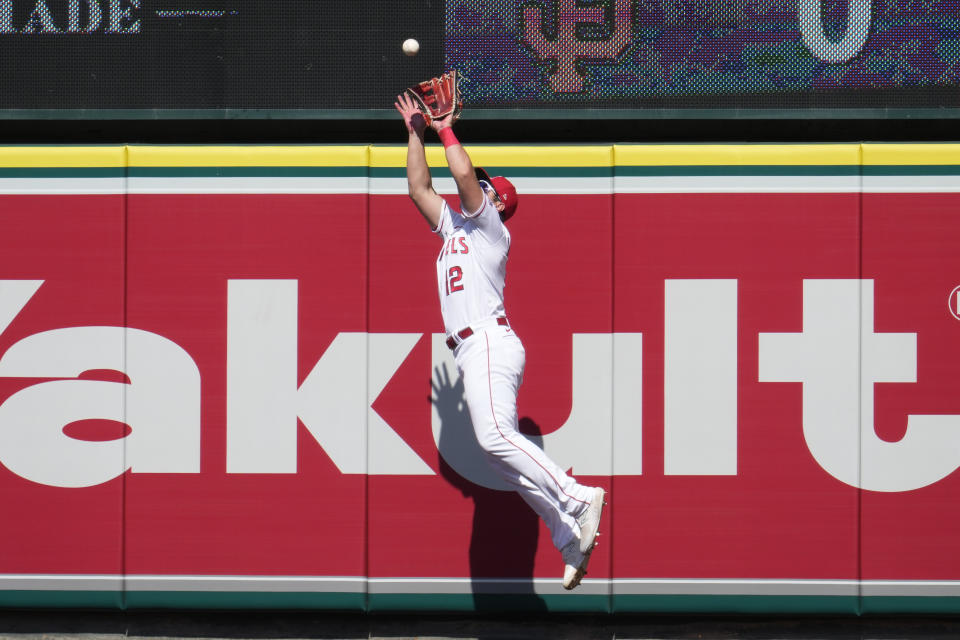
[402,38,420,56]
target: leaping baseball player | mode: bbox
[394,84,606,590]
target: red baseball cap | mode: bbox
[475,167,518,222]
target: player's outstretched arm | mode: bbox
[431,114,485,216]
[395,93,444,229]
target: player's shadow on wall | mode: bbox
[431,364,548,613]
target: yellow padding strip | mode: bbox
[0,147,125,168]
[369,145,613,168]
[861,144,960,165]
[2,144,959,169]
[614,144,861,166]
[127,146,369,167]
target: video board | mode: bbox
[0,0,957,115]
[447,0,960,110]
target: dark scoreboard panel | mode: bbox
[0,0,443,110]
[1,0,958,115]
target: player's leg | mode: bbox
[457,329,594,551]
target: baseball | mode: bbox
[402,38,419,56]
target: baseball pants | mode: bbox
[454,325,594,551]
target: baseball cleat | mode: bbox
[577,487,606,555]
[561,538,590,590]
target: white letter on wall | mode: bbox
[665,279,738,475]
[760,279,960,492]
[227,279,432,475]
[0,326,200,487]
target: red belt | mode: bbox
[446,317,508,350]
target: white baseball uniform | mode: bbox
[433,194,594,551]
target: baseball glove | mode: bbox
[405,70,463,125]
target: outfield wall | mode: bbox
[0,144,959,614]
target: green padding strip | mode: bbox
[124,591,366,610]
[476,167,612,178]
[368,593,609,613]
[5,590,960,614]
[615,165,861,177]
[371,167,447,179]
[860,597,960,614]
[863,165,960,176]
[612,595,860,614]
[2,165,957,180]
[127,166,367,178]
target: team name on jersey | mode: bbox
[439,235,469,260]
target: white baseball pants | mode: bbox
[453,325,594,551]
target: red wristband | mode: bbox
[438,127,459,148]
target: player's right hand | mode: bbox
[395,93,427,136]
[429,110,459,134]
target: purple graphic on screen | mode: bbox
[445,0,960,107]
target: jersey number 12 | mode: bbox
[446,266,464,294]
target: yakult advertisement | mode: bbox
[0,144,959,613]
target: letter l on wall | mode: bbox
[664,279,738,475]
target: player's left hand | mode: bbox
[394,92,427,136]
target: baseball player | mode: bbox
[394,91,605,590]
